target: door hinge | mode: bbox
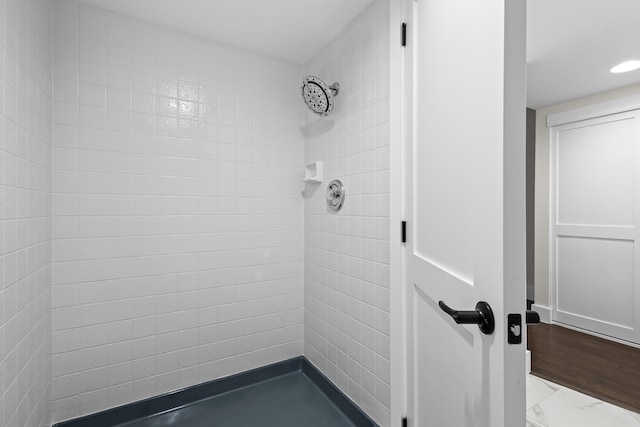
[402,416,408,427]
[401,22,407,46]
[401,221,407,243]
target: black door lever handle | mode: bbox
[438,301,482,323]
[438,300,495,335]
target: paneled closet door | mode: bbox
[550,110,640,344]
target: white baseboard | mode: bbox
[531,304,551,323]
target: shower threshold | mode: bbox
[52,357,378,427]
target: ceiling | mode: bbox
[74,0,374,64]
[76,0,640,109]
[527,0,640,108]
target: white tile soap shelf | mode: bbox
[303,161,323,183]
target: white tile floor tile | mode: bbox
[526,375,640,427]
[526,375,560,410]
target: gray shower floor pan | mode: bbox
[52,357,377,427]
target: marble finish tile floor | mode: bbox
[526,374,640,427]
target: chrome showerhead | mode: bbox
[301,75,340,116]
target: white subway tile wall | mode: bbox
[303,1,391,426]
[0,0,53,426]
[50,0,305,422]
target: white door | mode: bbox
[404,0,527,426]
[550,110,640,344]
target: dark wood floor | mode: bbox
[528,323,640,414]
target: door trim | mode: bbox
[547,93,640,127]
[389,0,408,425]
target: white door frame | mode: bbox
[389,0,407,423]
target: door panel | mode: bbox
[414,285,481,427]
[557,236,634,329]
[550,111,640,344]
[556,118,635,226]
[404,0,527,426]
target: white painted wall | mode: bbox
[534,82,640,308]
[0,0,53,426]
[71,0,375,64]
[50,1,305,422]
[303,1,391,425]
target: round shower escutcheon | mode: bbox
[326,179,345,211]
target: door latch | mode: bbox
[507,313,522,344]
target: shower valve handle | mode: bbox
[438,300,495,335]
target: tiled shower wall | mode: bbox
[50,1,304,422]
[303,0,391,425]
[0,0,53,426]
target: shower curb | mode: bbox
[51,356,378,427]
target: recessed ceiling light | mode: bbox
[610,60,640,73]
